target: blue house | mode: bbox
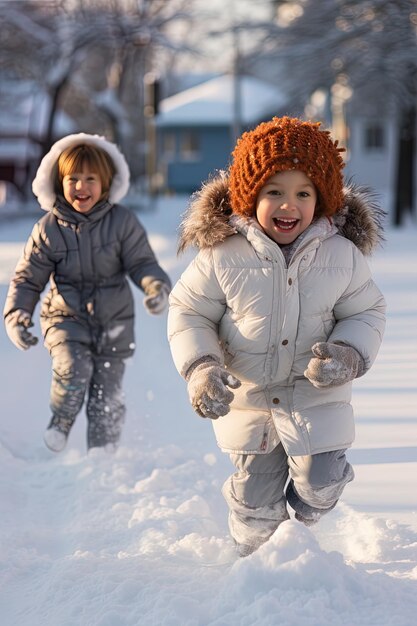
[155,74,288,194]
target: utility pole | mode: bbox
[143,72,159,200]
[231,0,242,145]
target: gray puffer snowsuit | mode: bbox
[4,133,171,448]
[4,197,169,358]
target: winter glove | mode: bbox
[5,309,39,351]
[304,342,365,389]
[143,281,170,315]
[187,360,241,419]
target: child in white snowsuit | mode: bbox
[168,116,386,556]
[4,133,171,453]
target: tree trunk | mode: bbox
[41,75,71,155]
[394,105,416,226]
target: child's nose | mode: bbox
[75,179,84,190]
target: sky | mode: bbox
[0,197,416,626]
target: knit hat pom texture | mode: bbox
[229,116,345,218]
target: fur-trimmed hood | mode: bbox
[32,133,130,211]
[178,171,385,256]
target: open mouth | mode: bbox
[273,217,299,231]
[75,195,90,202]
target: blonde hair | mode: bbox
[55,144,116,199]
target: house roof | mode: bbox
[0,80,76,161]
[155,74,287,127]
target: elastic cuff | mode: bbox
[184,356,219,381]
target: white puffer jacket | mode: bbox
[168,174,386,456]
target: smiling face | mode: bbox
[56,144,115,214]
[62,169,103,213]
[255,170,317,245]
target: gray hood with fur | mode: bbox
[178,171,385,256]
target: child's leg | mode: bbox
[86,356,126,449]
[49,341,93,435]
[222,444,290,555]
[286,449,354,525]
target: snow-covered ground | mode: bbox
[0,198,416,626]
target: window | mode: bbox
[162,132,176,161]
[180,131,200,160]
[364,123,385,150]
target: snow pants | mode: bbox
[49,340,126,449]
[223,443,354,553]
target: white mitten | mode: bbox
[187,361,241,419]
[304,342,364,389]
[143,281,170,315]
[5,309,39,351]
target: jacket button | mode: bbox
[288,278,293,285]
[282,339,288,346]
[272,397,280,404]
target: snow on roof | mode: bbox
[0,79,77,145]
[156,74,287,127]
[0,138,40,163]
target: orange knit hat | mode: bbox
[229,116,346,218]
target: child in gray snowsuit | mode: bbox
[168,117,386,556]
[4,133,171,453]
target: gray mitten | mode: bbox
[304,342,364,389]
[5,309,39,351]
[143,281,170,315]
[187,361,241,419]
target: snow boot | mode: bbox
[43,416,73,452]
[294,511,320,527]
[286,481,337,527]
[234,542,259,557]
[233,537,269,558]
